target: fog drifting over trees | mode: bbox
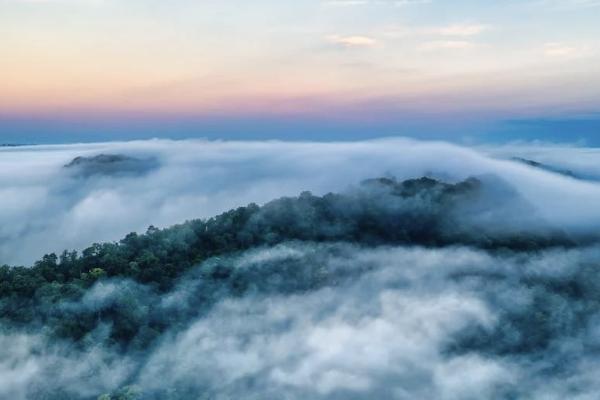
[2,138,600,265]
[2,138,600,399]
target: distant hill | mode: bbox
[64,153,159,177]
[511,157,579,179]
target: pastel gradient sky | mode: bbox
[1,0,599,143]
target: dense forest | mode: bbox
[1,176,598,399]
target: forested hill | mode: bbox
[0,176,569,336]
[0,176,592,399]
[1,176,570,298]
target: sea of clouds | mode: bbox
[3,243,600,399]
[3,138,600,399]
[2,138,600,266]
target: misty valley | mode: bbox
[2,140,600,399]
[3,0,599,397]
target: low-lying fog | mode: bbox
[2,138,600,266]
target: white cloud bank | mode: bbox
[2,137,600,265]
[3,243,600,398]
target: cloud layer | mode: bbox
[3,138,600,398]
[3,138,600,265]
[4,243,600,398]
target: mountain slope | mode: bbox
[0,176,593,400]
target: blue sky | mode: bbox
[0,0,599,143]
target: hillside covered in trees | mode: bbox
[1,176,599,399]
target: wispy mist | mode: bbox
[3,138,600,399]
[4,244,600,398]
[2,138,600,265]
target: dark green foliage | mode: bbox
[2,176,599,400]
[0,176,575,347]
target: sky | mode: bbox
[0,0,599,143]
